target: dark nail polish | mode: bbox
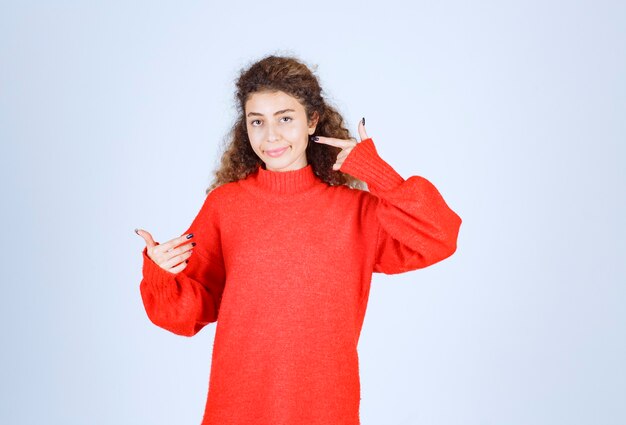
[185,260,189,263]
[313,136,319,141]
[134,228,139,235]
[186,233,194,239]
[361,117,365,125]
[191,242,196,246]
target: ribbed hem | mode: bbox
[253,163,321,195]
[339,138,405,193]
[141,246,176,299]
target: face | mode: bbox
[245,90,318,172]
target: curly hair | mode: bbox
[205,54,367,194]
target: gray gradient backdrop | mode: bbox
[1,1,624,424]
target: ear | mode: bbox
[308,111,320,135]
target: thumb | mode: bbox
[357,117,369,141]
[135,228,157,248]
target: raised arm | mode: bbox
[318,122,461,274]
[139,191,226,336]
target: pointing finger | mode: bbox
[160,233,195,252]
[313,136,355,149]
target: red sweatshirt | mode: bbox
[140,137,462,424]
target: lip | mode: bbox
[265,146,289,157]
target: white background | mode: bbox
[1,1,624,424]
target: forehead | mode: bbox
[245,90,304,112]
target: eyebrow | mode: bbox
[247,108,295,117]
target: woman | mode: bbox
[135,54,462,425]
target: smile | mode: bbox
[265,146,289,157]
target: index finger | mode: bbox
[158,233,194,252]
[313,136,355,149]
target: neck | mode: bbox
[252,163,320,195]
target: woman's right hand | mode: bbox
[135,228,195,274]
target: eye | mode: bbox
[280,116,293,123]
[251,119,261,126]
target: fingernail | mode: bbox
[191,242,196,246]
[186,233,194,239]
[134,228,140,235]
[185,260,189,264]
[361,117,365,126]
[313,136,319,141]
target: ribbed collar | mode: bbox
[248,163,322,195]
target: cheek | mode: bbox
[285,125,309,143]
[246,129,262,149]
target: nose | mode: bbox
[267,122,280,143]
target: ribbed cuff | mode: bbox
[141,246,176,299]
[339,138,405,193]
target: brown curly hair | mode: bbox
[205,54,367,194]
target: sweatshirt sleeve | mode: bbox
[139,191,226,336]
[339,138,462,274]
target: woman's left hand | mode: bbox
[313,118,369,171]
